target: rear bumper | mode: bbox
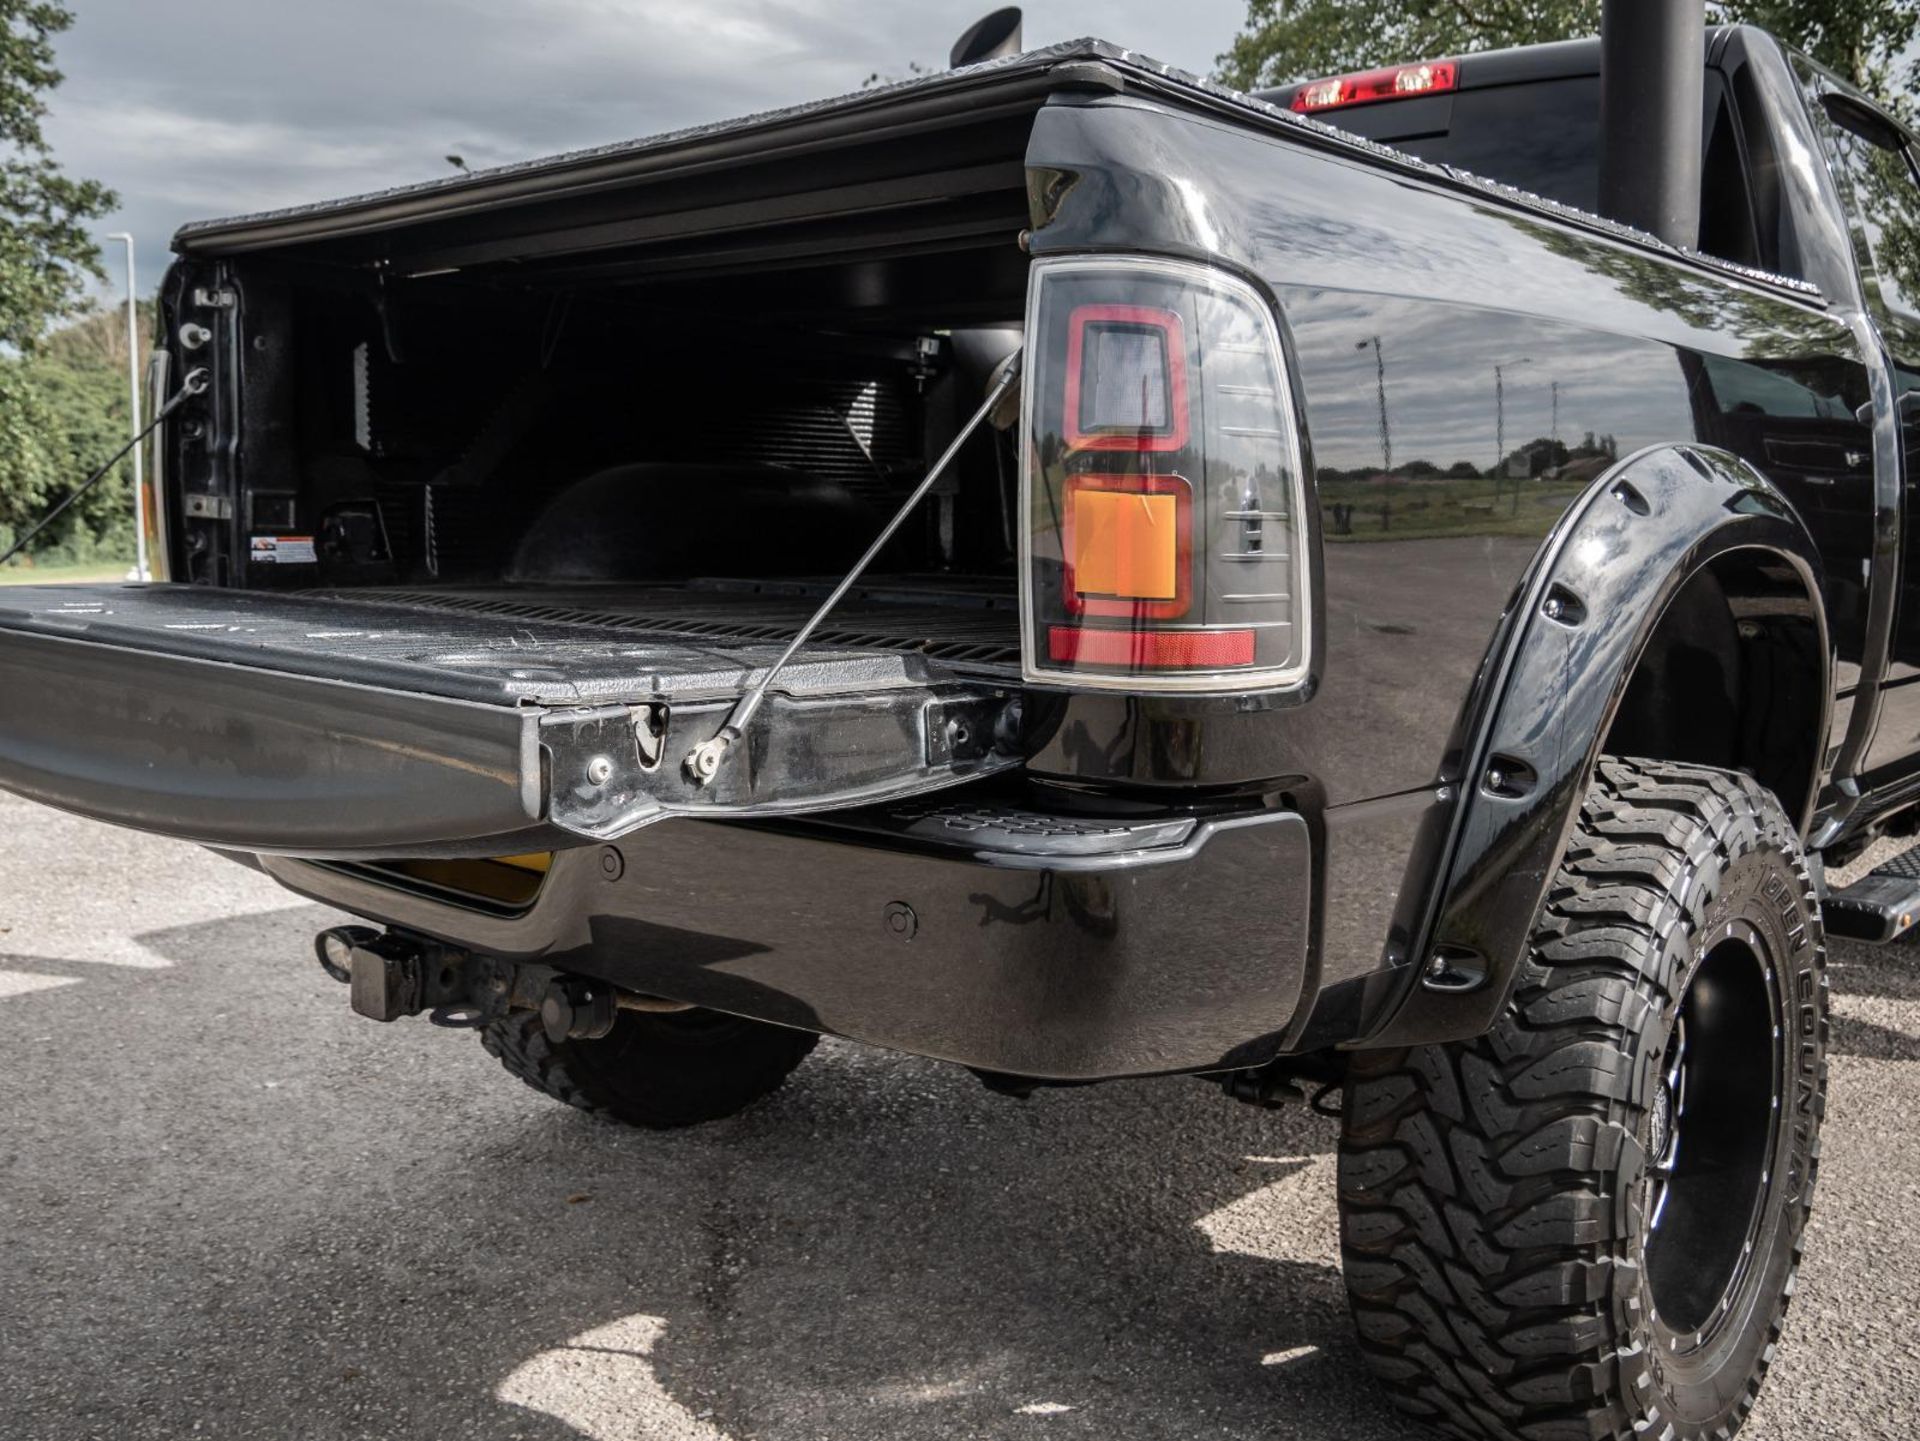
[261,799,1313,1080]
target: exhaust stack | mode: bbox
[950,7,1023,68]
[1597,0,1704,249]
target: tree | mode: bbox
[1217,1,1918,110]
[1,0,115,350]
[1735,0,1920,99]
[0,360,62,550]
[2,3,123,567]
[0,324,135,566]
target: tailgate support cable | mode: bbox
[0,367,210,568]
[685,349,1023,786]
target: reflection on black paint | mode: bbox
[1803,77,1920,771]
[1027,87,1868,801]
[1686,347,1874,663]
[1293,278,1692,549]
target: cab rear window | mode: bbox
[1336,76,1602,213]
[1318,72,1764,272]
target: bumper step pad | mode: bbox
[1825,845,1920,942]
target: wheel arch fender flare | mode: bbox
[1364,442,1830,1049]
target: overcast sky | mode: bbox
[42,1,1250,297]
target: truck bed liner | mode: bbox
[0,584,988,706]
[322,577,1022,673]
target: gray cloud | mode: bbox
[43,0,1249,295]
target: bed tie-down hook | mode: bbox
[685,348,1023,787]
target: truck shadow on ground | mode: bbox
[1826,937,1920,1062]
[6,903,1414,1441]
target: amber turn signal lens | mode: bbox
[1071,488,1180,601]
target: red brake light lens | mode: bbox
[1290,61,1457,113]
[1047,627,1256,669]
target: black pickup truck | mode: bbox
[4,17,1916,1439]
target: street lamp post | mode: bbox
[1494,356,1533,514]
[1355,335,1391,476]
[105,232,146,582]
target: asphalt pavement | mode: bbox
[1,789,1916,1440]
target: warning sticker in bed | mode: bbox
[250,534,318,565]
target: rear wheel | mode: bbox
[1338,757,1827,1441]
[481,1006,818,1129]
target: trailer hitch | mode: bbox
[314,925,693,1039]
[316,925,510,1026]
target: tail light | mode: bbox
[1291,61,1457,113]
[1020,256,1312,692]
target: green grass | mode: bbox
[0,559,134,586]
[1319,476,1588,542]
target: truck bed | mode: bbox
[0,583,994,705]
[321,576,1022,676]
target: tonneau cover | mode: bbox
[171,40,1128,260]
[166,35,1821,302]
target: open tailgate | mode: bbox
[0,586,1018,857]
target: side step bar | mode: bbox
[1824,847,1920,942]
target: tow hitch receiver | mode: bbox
[315,925,692,1038]
[348,930,426,1023]
[316,925,501,1025]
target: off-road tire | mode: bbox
[1338,757,1828,1441]
[481,1006,818,1129]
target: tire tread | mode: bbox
[1338,757,1827,1441]
[481,1007,818,1129]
